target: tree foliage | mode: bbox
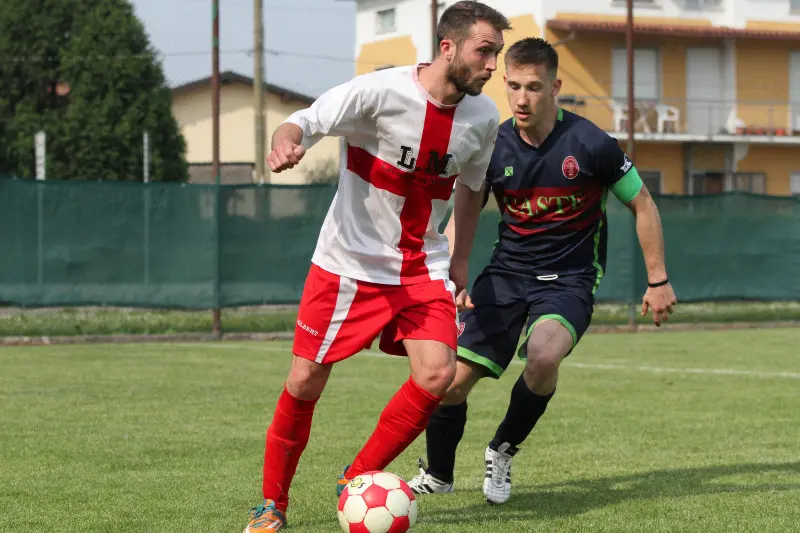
[0,0,188,181]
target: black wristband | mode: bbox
[648,279,669,288]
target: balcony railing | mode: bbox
[557,95,800,140]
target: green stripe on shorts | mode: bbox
[457,346,505,379]
[516,314,578,359]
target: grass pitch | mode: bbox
[2,329,799,532]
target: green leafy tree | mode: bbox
[0,0,188,181]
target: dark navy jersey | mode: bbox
[482,108,643,284]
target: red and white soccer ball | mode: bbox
[337,471,418,533]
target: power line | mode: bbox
[170,0,353,13]
[0,47,383,65]
[0,49,248,62]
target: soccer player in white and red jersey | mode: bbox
[242,2,511,531]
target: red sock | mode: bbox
[346,378,441,478]
[262,386,318,512]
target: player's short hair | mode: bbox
[505,37,559,78]
[436,1,511,49]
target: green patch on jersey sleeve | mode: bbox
[611,167,644,204]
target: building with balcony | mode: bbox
[346,0,800,195]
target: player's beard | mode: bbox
[447,55,483,96]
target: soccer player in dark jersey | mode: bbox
[408,37,678,504]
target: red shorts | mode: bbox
[292,264,458,364]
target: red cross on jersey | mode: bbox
[286,63,500,286]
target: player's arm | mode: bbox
[268,79,366,173]
[444,181,491,311]
[598,138,677,326]
[448,115,500,306]
[617,177,667,284]
[268,123,306,172]
[444,208,456,257]
[448,182,484,309]
[444,181,492,256]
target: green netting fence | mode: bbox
[1,179,799,309]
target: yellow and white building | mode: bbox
[348,0,800,195]
[171,71,341,185]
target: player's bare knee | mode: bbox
[442,382,470,405]
[416,358,457,397]
[532,348,563,370]
[524,343,562,380]
[286,356,331,400]
[440,359,482,405]
[524,338,546,364]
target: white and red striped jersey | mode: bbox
[285,63,500,285]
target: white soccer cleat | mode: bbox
[483,442,518,504]
[408,458,455,495]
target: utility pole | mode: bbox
[212,0,222,336]
[626,0,637,331]
[212,1,220,187]
[254,0,267,183]
[626,0,635,163]
[431,1,439,60]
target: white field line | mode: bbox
[566,362,800,379]
[176,343,800,380]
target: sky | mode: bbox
[131,0,356,98]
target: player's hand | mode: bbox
[267,139,306,173]
[641,283,677,327]
[449,256,469,299]
[455,290,474,312]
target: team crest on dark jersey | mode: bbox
[562,156,580,179]
[457,322,466,337]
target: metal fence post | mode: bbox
[212,184,222,337]
[629,208,639,331]
[143,132,150,286]
[35,131,46,286]
[210,0,222,337]
[37,184,43,286]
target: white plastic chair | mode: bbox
[612,101,628,132]
[656,105,680,134]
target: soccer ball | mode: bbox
[337,471,418,533]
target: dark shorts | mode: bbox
[456,271,596,379]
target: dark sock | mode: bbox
[490,374,554,450]
[424,401,468,483]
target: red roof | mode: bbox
[547,19,800,41]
